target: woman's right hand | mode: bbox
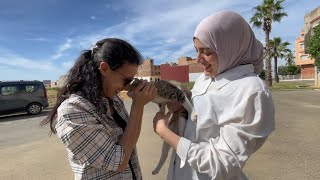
[131,81,157,106]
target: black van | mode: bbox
[0,80,49,115]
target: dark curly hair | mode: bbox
[41,38,143,133]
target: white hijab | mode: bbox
[194,10,264,75]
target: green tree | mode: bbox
[286,65,300,75]
[278,65,300,75]
[278,66,287,75]
[250,0,287,87]
[285,51,295,66]
[306,25,320,70]
[269,37,291,83]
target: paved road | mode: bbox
[0,90,319,180]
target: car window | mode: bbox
[1,85,19,95]
[23,84,39,92]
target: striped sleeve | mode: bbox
[55,102,125,172]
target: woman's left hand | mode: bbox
[153,111,172,135]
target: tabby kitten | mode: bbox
[127,78,193,114]
[127,78,195,175]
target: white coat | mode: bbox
[167,64,275,180]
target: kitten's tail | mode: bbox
[181,97,197,121]
[181,97,193,115]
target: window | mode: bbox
[300,54,309,61]
[299,43,304,50]
[24,84,39,92]
[1,85,19,95]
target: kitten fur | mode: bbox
[127,79,194,175]
[127,78,193,114]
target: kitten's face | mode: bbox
[127,78,143,98]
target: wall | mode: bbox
[301,65,315,79]
[160,64,189,82]
[295,30,315,66]
[189,63,203,73]
[178,57,197,65]
[295,6,320,79]
[189,73,202,82]
[304,6,320,45]
[43,80,51,88]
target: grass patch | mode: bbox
[181,82,195,90]
[270,82,314,90]
[47,89,58,108]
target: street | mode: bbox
[0,90,320,180]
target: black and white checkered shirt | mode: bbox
[55,94,142,180]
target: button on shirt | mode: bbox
[167,64,275,180]
[55,94,142,180]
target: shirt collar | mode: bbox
[214,64,255,89]
[196,64,255,89]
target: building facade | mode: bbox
[160,64,189,82]
[43,80,52,88]
[135,57,203,82]
[295,6,320,79]
[178,57,203,82]
[135,58,160,81]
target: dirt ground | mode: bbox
[0,90,319,180]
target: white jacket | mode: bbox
[167,64,275,180]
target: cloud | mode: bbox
[68,0,261,64]
[51,38,72,60]
[24,37,49,42]
[61,60,74,70]
[2,0,313,81]
[0,47,67,80]
[60,0,317,66]
[0,49,56,71]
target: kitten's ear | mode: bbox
[127,91,134,98]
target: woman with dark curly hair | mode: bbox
[41,38,156,180]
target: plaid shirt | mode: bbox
[55,94,142,180]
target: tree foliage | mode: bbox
[278,65,301,75]
[269,37,291,82]
[250,0,287,87]
[285,51,295,66]
[306,25,320,69]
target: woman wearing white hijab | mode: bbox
[153,10,275,180]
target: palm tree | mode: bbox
[250,0,287,87]
[269,37,291,83]
[285,51,295,66]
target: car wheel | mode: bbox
[27,103,42,115]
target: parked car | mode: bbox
[0,80,49,115]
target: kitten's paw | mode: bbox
[191,111,197,121]
[152,169,159,175]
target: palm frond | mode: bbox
[273,12,288,22]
